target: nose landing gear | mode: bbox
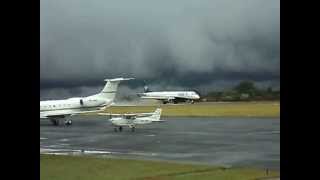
[50,119,72,126]
[113,126,136,132]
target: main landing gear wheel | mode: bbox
[131,127,135,132]
[51,119,59,126]
[64,120,72,126]
[119,126,123,132]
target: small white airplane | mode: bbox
[137,85,200,104]
[40,78,133,126]
[99,108,164,132]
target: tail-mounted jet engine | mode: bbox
[79,98,102,107]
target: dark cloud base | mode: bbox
[41,70,279,90]
[41,0,279,99]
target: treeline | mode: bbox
[202,81,280,102]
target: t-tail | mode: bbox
[93,78,134,102]
[143,81,152,93]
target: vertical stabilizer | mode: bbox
[144,85,149,93]
[151,108,162,121]
[97,78,134,101]
[143,80,152,93]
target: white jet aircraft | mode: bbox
[40,78,133,126]
[137,85,200,104]
[99,108,164,132]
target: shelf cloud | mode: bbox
[41,0,279,99]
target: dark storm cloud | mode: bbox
[40,0,279,99]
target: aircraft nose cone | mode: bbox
[194,93,200,99]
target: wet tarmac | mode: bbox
[40,116,279,170]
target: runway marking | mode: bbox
[46,145,63,148]
[59,138,69,142]
[40,147,113,155]
[57,143,70,146]
[41,152,70,155]
[247,131,280,135]
[128,151,158,157]
[83,150,112,154]
[145,134,156,137]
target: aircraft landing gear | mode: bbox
[64,120,72,126]
[50,119,72,126]
[50,119,60,126]
[114,126,134,132]
[114,127,123,132]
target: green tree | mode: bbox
[233,81,257,96]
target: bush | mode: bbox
[204,81,279,102]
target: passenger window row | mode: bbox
[41,104,72,109]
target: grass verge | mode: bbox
[41,154,279,180]
[91,101,280,118]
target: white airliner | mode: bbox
[137,85,200,104]
[40,78,133,126]
[99,108,164,132]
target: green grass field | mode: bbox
[40,154,280,180]
[92,101,280,118]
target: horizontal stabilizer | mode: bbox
[152,119,166,122]
[104,78,134,82]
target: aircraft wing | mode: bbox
[98,113,152,118]
[161,96,194,101]
[41,108,106,119]
[154,96,192,102]
[98,113,152,117]
[152,119,166,122]
[40,114,49,119]
[140,96,176,100]
[98,107,161,118]
[172,96,192,100]
[40,112,72,119]
[99,113,138,119]
[156,95,191,100]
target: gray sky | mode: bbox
[40,0,279,100]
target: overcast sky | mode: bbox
[40,0,279,100]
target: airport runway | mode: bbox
[40,116,280,170]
